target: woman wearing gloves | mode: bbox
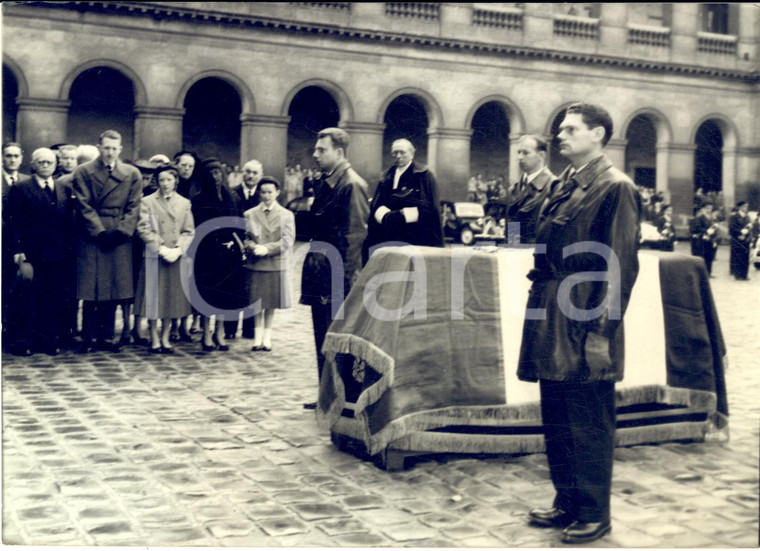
[135,165,195,353]
[244,176,295,352]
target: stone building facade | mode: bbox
[3,2,759,230]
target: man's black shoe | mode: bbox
[242,331,255,339]
[303,402,317,410]
[13,347,34,357]
[528,507,574,529]
[560,520,611,544]
[96,340,121,352]
[45,347,62,356]
[77,340,96,354]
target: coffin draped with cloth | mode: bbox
[316,246,728,470]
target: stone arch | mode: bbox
[690,113,739,149]
[281,78,353,123]
[377,87,443,130]
[622,107,673,145]
[467,95,523,182]
[2,54,28,99]
[691,113,740,208]
[59,59,147,105]
[176,69,254,114]
[465,94,526,136]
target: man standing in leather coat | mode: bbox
[300,127,369,409]
[518,103,642,544]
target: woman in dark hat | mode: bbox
[728,200,752,280]
[190,159,245,351]
[135,164,195,352]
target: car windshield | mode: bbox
[454,203,485,218]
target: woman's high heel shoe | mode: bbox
[212,334,229,352]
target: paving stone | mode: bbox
[340,493,385,509]
[204,518,259,538]
[291,502,350,521]
[332,531,390,546]
[256,516,309,537]
[316,517,371,536]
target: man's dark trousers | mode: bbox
[310,303,333,382]
[539,379,616,523]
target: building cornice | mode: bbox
[12,1,760,85]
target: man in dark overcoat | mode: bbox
[225,158,263,340]
[73,130,142,352]
[518,103,641,544]
[5,148,76,355]
[507,134,556,243]
[2,142,31,350]
[728,200,751,280]
[689,202,718,275]
[300,127,369,409]
[362,138,442,263]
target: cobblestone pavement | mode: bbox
[3,241,758,547]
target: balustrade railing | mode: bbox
[553,14,599,40]
[291,2,350,10]
[385,2,440,21]
[697,32,737,55]
[628,24,671,47]
[472,7,523,31]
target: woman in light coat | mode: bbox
[135,165,195,353]
[244,176,295,351]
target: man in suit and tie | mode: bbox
[2,142,29,197]
[224,158,264,340]
[2,142,32,349]
[72,130,143,352]
[5,148,76,355]
[507,135,556,244]
[362,138,443,263]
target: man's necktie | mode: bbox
[9,175,15,186]
[45,182,56,203]
[542,169,577,218]
[264,208,271,218]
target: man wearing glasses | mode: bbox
[5,148,76,356]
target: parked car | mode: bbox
[286,195,314,241]
[441,200,507,246]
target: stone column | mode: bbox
[655,143,671,199]
[508,135,522,184]
[240,114,290,179]
[339,121,385,190]
[670,4,699,63]
[605,138,628,172]
[599,3,627,56]
[15,98,70,154]
[133,106,185,160]
[665,144,697,233]
[427,127,473,201]
[721,147,737,211]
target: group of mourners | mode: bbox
[2,132,291,357]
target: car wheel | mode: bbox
[460,227,474,246]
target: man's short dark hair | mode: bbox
[99,130,122,144]
[3,141,23,153]
[520,134,548,153]
[317,127,350,153]
[565,103,613,147]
